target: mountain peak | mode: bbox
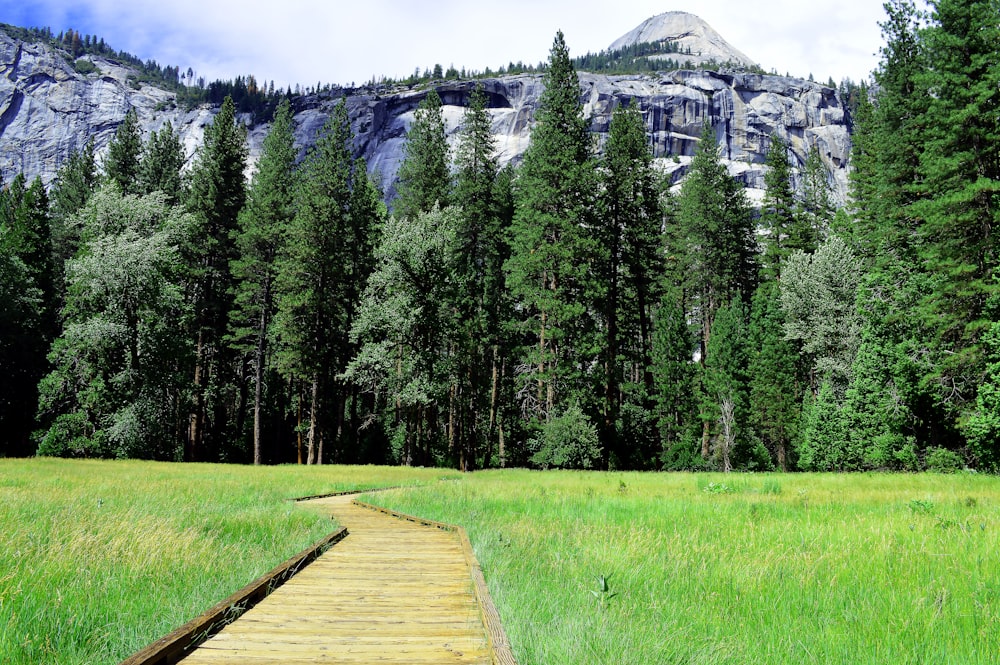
[608,11,756,69]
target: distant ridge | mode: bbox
[608,11,756,69]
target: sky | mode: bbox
[5,1,886,90]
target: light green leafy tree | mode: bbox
[36,186,194,459]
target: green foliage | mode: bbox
[276,99,381,464]
[529,401,603,469]
[780,237,861,391]
[924,446,964,473]
[671,122,757,368]
[597,101,665,467]
[760,135,798,277]
[103,109,143,195]
[184,95,248,460]
[505,31,598,424]
[747,281,801,470]
[966,322,1000,471]
[650,292,697,462]
[394,90,451,220]
[35,186,194,459]
[797,381,848,471]
[230,99,298,464]
[138,122,185,204]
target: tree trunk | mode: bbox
[296,379,303,464]
[188,329,206,462]
[252,305,267,465]
[306,376,319,465]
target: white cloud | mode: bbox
[9,0,886,89]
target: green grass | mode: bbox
[0,459,454,664]
[370,471,1000,665]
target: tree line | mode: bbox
[3,4,999,471]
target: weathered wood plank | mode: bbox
[178,494,492,665]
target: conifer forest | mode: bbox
[2,0,998,473]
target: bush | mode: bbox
[529,402,603,469]
[73,58,98,75]
[924,446,964,473]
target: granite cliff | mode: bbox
[0,21,850,205]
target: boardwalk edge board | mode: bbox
[352,499,518,665]
[291,485,404,502]
[119,526,348,665]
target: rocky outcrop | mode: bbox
[608,11,757,70]
[0,27,851,206]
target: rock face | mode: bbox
[608,11,757,70]
[0,27,851,206]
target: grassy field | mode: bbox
[2,462,998,665]
[0,459,454,664]
[371,471,1000,665]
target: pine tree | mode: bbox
[911,0,1000,387]
[650,291,697,468]
[797,380,848,471]
[49,139,98,288]
[230,99,297,465]
[139,121,185,204]
[104,109,143,195]
[759,134,798,277]
[504,30,597,427]
[394,90,451,220]
[747,281,800,470]
[452,84,508,470]
[185,96,248,461]
[0,175,55,456]
[671,121,757,456]
[597,100,663,466]
[275,99,367,464]
[798,145,834,242]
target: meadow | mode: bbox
[1,461,998,664]
[373,471,1000,665]
[0,459,453,664]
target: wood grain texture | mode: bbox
[179,494,492,665]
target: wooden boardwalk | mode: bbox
[179,494,490,664]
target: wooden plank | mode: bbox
[178,494,493,665]
[120,527,347,665]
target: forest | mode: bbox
[1,0,997,472]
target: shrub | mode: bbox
[529,402,603,469]
[924,446,964,473]
[73,58,98,75]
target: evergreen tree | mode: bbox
[747,281,801,470]
[49,139,98,287]
[798,145,834,242]
[103,109,143,195]
[650,291,697,469]
[139,121,185,204]
[394,90,451,220]
[452,84,509,470]
[966,321,1000,471]
[797,380,848,471]
[185,96,248,461]
[597,100,664,466]
[911,0,1000,390]
[759,135,799,277]
[671,121,756,456]
[504,30,597,427]
[230,99,297,465]
[275,100,376,464]
[0,175,55,456]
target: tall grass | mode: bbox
[0,459,453,665]
[371,471,1000,665]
